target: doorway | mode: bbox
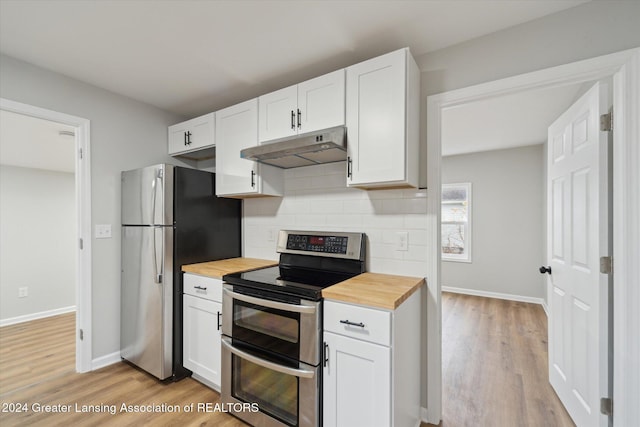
[0,98,91,373]
[438,80,602,424]
[423,48,640,426]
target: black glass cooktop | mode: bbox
[223,265,357,301]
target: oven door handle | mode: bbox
[223,288,317,314]
[221,337,316,379]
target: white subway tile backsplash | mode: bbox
[366,189,405,200]
[243,163,429,277]
[342,199,375,214]
[310,173,345,189]
[404,244,428,262]
[361,214,405,229]
[285,176,313,191]
[405,214,428,229]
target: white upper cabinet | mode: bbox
[259,69,345,143]
[258,84,298,142]
[215,99,283,198]
[346,48,420,188]
[168,112,215,157]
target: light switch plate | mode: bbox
[95,224,112,239]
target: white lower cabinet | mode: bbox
[183,274,223,390]
[323,331,391,426]
[323,291,421,427]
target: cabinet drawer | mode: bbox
[183,274,222,302]
[324,300,391,346]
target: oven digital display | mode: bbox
[286,234,348,254]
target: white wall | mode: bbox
[0,166,75,321]
[441,145,545,301]
[243,162,428,277]
[416,0,640,97]
[417,0,640,187]
[0,54,186,359]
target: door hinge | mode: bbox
[79,238,84,250]
[79,329,84,341]
[600,397,613,416]
[79,148,83,159]
[600,112,612,132]
[600,256,613,274]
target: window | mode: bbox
[442,183,471,262]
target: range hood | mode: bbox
[240,126,346,169]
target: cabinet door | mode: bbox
[168,123,189,155]
[258,84,297,143]
[216,99,261,196]
[297,69,345,134]
[183,294,222,388]
[188,113,215,151]
[346,49,407,186]
[168,113,215,155]
[323,331,391,427]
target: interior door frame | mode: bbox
[425,48,640,426]
[0,97,92,373]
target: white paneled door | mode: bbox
[546,82,611,427]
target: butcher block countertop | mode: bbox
[181,257,277,279]
[323,272,425,310]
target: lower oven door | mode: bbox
[221,336,319,427]
[222,284,321,365]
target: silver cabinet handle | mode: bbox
[223,287,316,314]
[221,337,315,379]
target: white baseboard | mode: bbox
[541,300,549,317]
[91,351,121,371]
[421,406,439,425]
[0,305,76,327]
[442,286,545,306]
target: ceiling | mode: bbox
[442,82,589,156]
[0,0,588,118]
[0,110,76,173]
[0,1,592,164]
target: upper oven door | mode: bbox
[222,284,321,366]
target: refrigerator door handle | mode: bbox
[151,167,163,225]
[153,227,163,284]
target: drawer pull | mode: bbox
[194,286,207,291]
[339,319,365,328]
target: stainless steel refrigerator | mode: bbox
[120,164,241,380]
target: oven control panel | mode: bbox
[277,230,365,260]
[286,234,349,254]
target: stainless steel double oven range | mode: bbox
[221,230,366,427]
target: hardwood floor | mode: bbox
[1,295,574,426]
[0,313,246,427]
[442,292,574,426]
[0,313,75,395]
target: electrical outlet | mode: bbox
[95,224,112,239]
[18,287,28,298]
[396,231,409,251]
[267,228,276,242]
